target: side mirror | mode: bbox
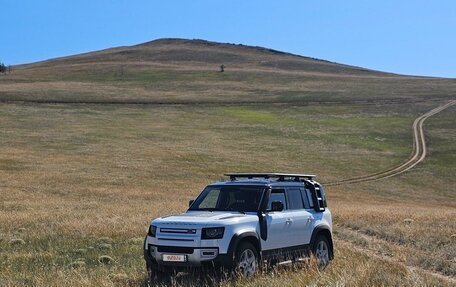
[271,201,284,212]
[189,199,195,207]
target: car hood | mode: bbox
[152,211,256,226]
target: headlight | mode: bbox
[201,227,225,239]
[148,225,157,237]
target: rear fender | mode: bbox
[310,225,334,259]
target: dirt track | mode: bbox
[336,227,456,283]
[330,100,456,282]
[325,100,456,186]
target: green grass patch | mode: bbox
[222,107,290,125]
[0,159,25,171]
[278,90,341,102]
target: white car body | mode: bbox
[144,174,333,272]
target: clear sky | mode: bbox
[1,0,455,77]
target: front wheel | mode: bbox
[234,242,258,277]
[312,235,330,268]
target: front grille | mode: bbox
[160,228,197,234]
[156,245,194,254]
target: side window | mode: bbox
[305,188,314,208]
[287,188,304,210]
[300,188,310,209]
[267,189,287,210]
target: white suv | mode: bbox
[144,173,333,277]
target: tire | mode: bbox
[234,242,258,277]
[312,235,330,269]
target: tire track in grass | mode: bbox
[325,100,456,186]
[327,100,456,283]
[335,227,456,283]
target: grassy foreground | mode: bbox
[0,101,454,286]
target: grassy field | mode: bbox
[0,100,454,286]
[0,39,455,286]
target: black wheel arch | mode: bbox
[310,225,334,260]
[227,232,261,264]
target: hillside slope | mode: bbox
[1,38,455,104]
[19,38,382,75]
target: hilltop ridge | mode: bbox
[19,38,381,75]
[1,38,455,104]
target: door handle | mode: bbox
[307,216,314,222]
[286,218,293,224]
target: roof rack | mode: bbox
[225,173,316,182]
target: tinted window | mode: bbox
[267,189,287,210]
[300,188,310,209]
[305,188,314,208]
[287,189,304,210]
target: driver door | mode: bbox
[261,189,292,251]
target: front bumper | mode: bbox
[144,243,233,271]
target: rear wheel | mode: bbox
[234,242,258,277]
[312,235,330,268]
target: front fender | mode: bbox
[226,231,261,264]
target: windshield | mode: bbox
[189,186,265,212]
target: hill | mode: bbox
[19,38,381,75]
[1,38,455,104]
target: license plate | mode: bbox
[163,254,187,262]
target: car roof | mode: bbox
[207,179,308,188]
[206,173,321,188]
[225,173,315,181]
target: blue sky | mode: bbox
[1,0,455,77]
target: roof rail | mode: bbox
[225,173,316,181]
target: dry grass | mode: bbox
[0,100,455,286]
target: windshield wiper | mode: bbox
[226,209,246,214]
[189,208,214,212]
